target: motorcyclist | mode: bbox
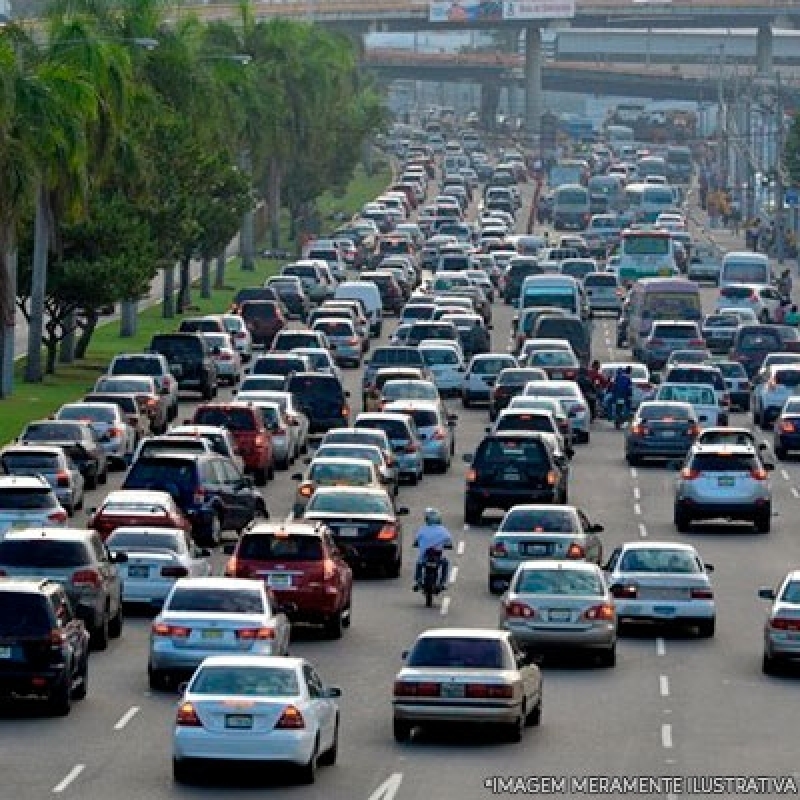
[608,365,634,420]
[778,269,793,303]
[413,507,453,593]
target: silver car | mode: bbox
[319,427,398,487]
[313,443,398,497]
[673,443,773,533]
[148,577,292,690]
[312,318,362,367]
[605,541,716,637]
[0,445,84,516]
[354,412,424,484]
[523,380,591,443]
[382,400,457,473]
[235,390,309,458]
[499,560,616,666]
[392,628,542,743]
[0,475,69,534]
[55,402,135,468]
[220,313,253,363]
[759,571,800,674]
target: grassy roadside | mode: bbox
[0,161,393,445]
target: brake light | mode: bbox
[690,588,714,599]
[254,434,267,447]
[681,468,700,480]
[176,702,203,727]
[145,397,158,407]
[193,488,206,505]
[431,427,447,441]
[546,470,558,486]
[377,525,398,541]
[47,509,68,523]
[236,627,276,640]
[275,705,306,729]
[393,681,440,697]
[750,467,768,481]
[780,420,796,433]
[348,337,360,345]
[631,424,648,437]
[749,291,758,301]
[342,405,350,418]
[610,584,637,599]
[566,543,585,559]
[322,558,337,581]
[489,542,508,557]
[689,339,705,347]
[160,566,189,578]
[219,352,233,361]
[582,603,615,621]
[564,370,577,379]
[72,568,101,588]
[152,623,191,638]
[55,471,70,488]
[108,427,122,438]
[298,484,314,498]
[49,628,67,647]
[649,338,664,347]
[770,617,800,631]
[465,683,514,699]
[687,424,700,437]
[404,443,418,453]
[503,600,535,618]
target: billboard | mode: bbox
[428,0,574,21]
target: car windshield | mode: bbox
[780,581,800,604]
[1,453,61,470]
[515,569,604,595]
[529,351,576,367]
[421,349,459,366]
[237,534,323,561]
[105,531,184,553]
[775,370,800,387]
[111,358,159,376]
[619,548,700,573]
[190,666,299,697]
[0,489,56,510]
[716,363,746,379]
[97,378,152,393]
[316,446,380,466]
[0,594,52,635]
[0,540,87,567]
[501,509,576,532]
[739,331,781,351]
[307,492,391,515]
[408,637,504,669]
[167,588,264,613]
[193,408,254,431]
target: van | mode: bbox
[553,184,591,231]
[519,275,586,320]
[335,281,383,337]
[531,315,592,366]
[626,277,702,355]
[719,252,771,289]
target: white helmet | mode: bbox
[425,507,442,525]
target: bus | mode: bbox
[613,228,679,282]
[625,182,677,224]
[553,184,591,230]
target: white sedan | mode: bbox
[172,655,341,785]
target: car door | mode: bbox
[577,510,603,564]
[54,589,87,674]
[184,531,212,577]
[325,532,350,598]
[93,536,121,617]
[214,458,253,531]
[303,663,335,749]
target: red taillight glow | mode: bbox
[298,484,314,498]
[687,425,701,437]
[160,566,190,578]
[546,470,558,486]
[152,623,191,638]
[393,681,440,697]
[566,543,585,559]
[254,435,267,447]
[50,628,67,647]
[193,488,206,505]
[489,543,508,557]
[465,683,514,699]
[55,471,70,488]
[72,568,101,588]
[235,627,275,640]
[275,706,306,729]
[690,588,714,600]
[377,525,398,541]
[176,702,203,727]
[48,509,68,523]
[681,468,700,480]
[750,468,768,481]
[466,468,477,482]
[504,601,535,618]
[582,603,615,621]
[780,421,796,433]
[431,428,447,441]
[610,584,637,599]
[770,617,800,631]
[631,424,648,437]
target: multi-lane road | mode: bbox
[3,178,800,800]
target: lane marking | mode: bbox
[53,765,85,794]
[782,469,791,481]
[656,638,666,656]
[457,540,465,555]
[659,675,670,697]
[440,596,451,616]
[367,773,404,800]
[633,503,642,515]
[630,467,638,479]
[114,705,140,731]
[661,723,673,749]
[463,523,470,532]
[449,566,459,585]
[638,523,648,538]
[633,486,641,500]
[793,488,799,499]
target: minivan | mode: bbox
[519,274,585,320]
[148,333,217,400]
[335,281,383,337]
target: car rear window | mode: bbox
[241,302,277,319]
[370,349,424,367]
[529,351,577,367]
[665,369,725,390]
[657,386,715,405]
[515,569,603,595]
[421,349,459,366]
[774,370,800,387]
[721,286,753,299]
[110,358,160,376]
[193,408,257,431]
[310,463,371,484]
[652,324,698,338]
[125,460,196,489]
[141,440,206,457]
[475,438,547,466]
[0,488,57,510]
[23,422,84,441]
[408,637,504,669]
[167,588,264,614]
[472,357,514,375]
[287,376,344,397]
[501,509,576,532]
[357,418,409,441]
[2,453,61,471]
[716,362,746,379]
[0,593,53,635]
[92,395,137,413]
[704,315,738,328]
[59,406,116,423]
[404,410,438,428]
[496,414,554,433]
[307,492,392,515]
[275,334,316,349]
[738,331,782,350]
[237,534,323,561]
[690,453,758,471]
[640,404,692,420]
[315,322,352,336]
[191,665,299,696]
[150,336,202,357]
[619,548,700,573]
[0,540,88,567]
[584,274,617,287]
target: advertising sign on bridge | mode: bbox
[428,0,574,21]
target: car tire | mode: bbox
[525,696,542,727]
[254,467,268,487]
[149,666,170,691]
[98,466,108,485]
[674,508,691,533]
[277,456,290,471]
[92,611,110,652]
[202,383,214,401]
[464,503,482,525]
[341,599,352,628]
[762,652,778,675]
[109,604,123,639]
[172,759,193,785]
[73,655,88,701]
[324,610,344,640]
[697,619,715,638]
[625,454,640,466]
[598,645,616,668]
[48,674,72,717]
[775,446,787,461]
[393,719,413,743]
[488,575,504,595]
[296,739,318,785]
[319,718,339,766]
[755,511,771,534]
[462,394,472,409]
[503,710,525,743]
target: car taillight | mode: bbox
[275,705,306,729]
[690,588,714,599]
[688,339,705,347]
[236,627,275,640]
[72,568,101,588]
[193,488,206,505]
[233,331,246,339]
[219,352,233,361]
[564,370,577,379]
[49,628,68,647]
[393,681,440,697]
[55,471,70,488]
[546,470,558,486]
[649,338,664,347]
[489,542,508,557]
[465,683,514,699]
[348,337,360,345]
[780,420,796,433]
[404,443,418,453]
[431,427,447,441]
[631,424,648,437]
[322,558,337,580]
[298,484,314,498]
[108,427,122,438]
[342,405,350,418]
[681,468,700,480]
[610,584,637,599]
[176,702,203,727]
[687,424,700,437]
[503,600,535,618]
[254,434,267,447]
[377,525,398,541]
[770,617,800,631]
[566,543,585,559]
[47,509,68,523]
[582,603,615,621]
[152,623,191,638]
[750,467,768,480]
[160,566,190,578]
[749,291,758,302]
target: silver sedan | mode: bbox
[759,570,800,674]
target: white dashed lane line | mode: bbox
[656,638,666,656]
[457,540,465,555]
[440,596,451,616]
[638,523,648,538]
[630,467,638,479]
[52,765,85,794]
[113,706,140,731]
[782,469,791,481]
[659,675,670,697]
[661,724,673,749]
[633,486,641,500]
[449,566,459,585]
[633,503,642,515]
[793,488,799,499]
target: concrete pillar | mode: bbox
[525,26,543,137]
[756,25,773,77]
[480,82,499,130]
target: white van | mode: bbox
[334,281,383,337]
[719,252,771,289]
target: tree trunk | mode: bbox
[120,300,138,337]
[74,310,97,359]
[176,256,191,314]
[240,149,255,271]
[59,310,76,364]
[162,264,175,319]
[200,255,212,299]
[214,252,226,290]
[268,158,282,250]
[25,183,49,383]
[0,243,17,398]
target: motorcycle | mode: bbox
[613,397,631,430]
[414,541,453,608]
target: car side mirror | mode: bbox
[704,563,714,573]
[345,390,351,397]
[231,389,237,395]
[110,551,128,564]
[291,473,302,480]
[302,457,311,465]
[484,426,491,433]
[397,507,410,515]
[198,548,212,558]
[758,587,776,600]
[759,442,769,451]
[177,681,189,694]
[183,419,190,425]
[323,687,342,698]
[160,387,169,395]
[401,649,409,660]
[87,507,97,515]
[764,462,775,471]
[223,544,236,555]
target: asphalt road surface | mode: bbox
[2,178,799,800]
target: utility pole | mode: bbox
[775,71,785,266]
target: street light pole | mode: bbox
[775,72,785,266]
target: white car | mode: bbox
[290,347,342,381]
[752,365,800,429]
[523,380,591,443]
[0,475,69,535]
[462,353,518,407]
[172,655,341,784]
[655,382,724,428]
[105,526,213,606]
[715,283,783,323]
[55,401,135,467]
[220,314,253,363]
[419,341,466,396]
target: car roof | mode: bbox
[0,445,65,456]
[416,628,509,641]
[309,457,374,468]
[310,486,387,497]
[191,654,305,671]
[689,444,756,455]
[244,522,326,538]
[383,400,441,413]
[105,489,176,503]
[619,541,698,553]
[0,475,50,488]
[3,527,94,542]
[172,577,264,590]
[515,559,599,573]
[356,412,412,424]
[107,526,188,536]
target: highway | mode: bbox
[2,177,799,800]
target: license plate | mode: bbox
[0,646,10,659]
[550,371,563,380]
[128,566,149,578]
[441,683,465,698]
[225,714,253,729]
[268,573,292,588]
[338,527,360,537]
[660,430,677,438]
[522,543,549,556]
[503,470,522,481]
[202,629,224,640]
[718,477,735,487]
[548,610,571,622]
[653,606,676,616]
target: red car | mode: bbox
[88,489,192,541]
[223,521,353,638]
[240,300,286,349]
[190,401,274,486]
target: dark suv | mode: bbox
[463,432,569,524]
[240,300,286,348]
[363,346,429,395]
[286,372,350,435]
[123,453,266,545]
[149,333,217,400]
[0,579,90,715]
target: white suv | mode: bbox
[752,365,800,429]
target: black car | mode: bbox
[18,419,108,489]
[286,372,350,435]
[363,346,428,395]
[123,453,266,545]
[463,431,569,525]
[149,333,217,400]
[503,258,545,305]
[489,368,552,421]
[0,579,90,715]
